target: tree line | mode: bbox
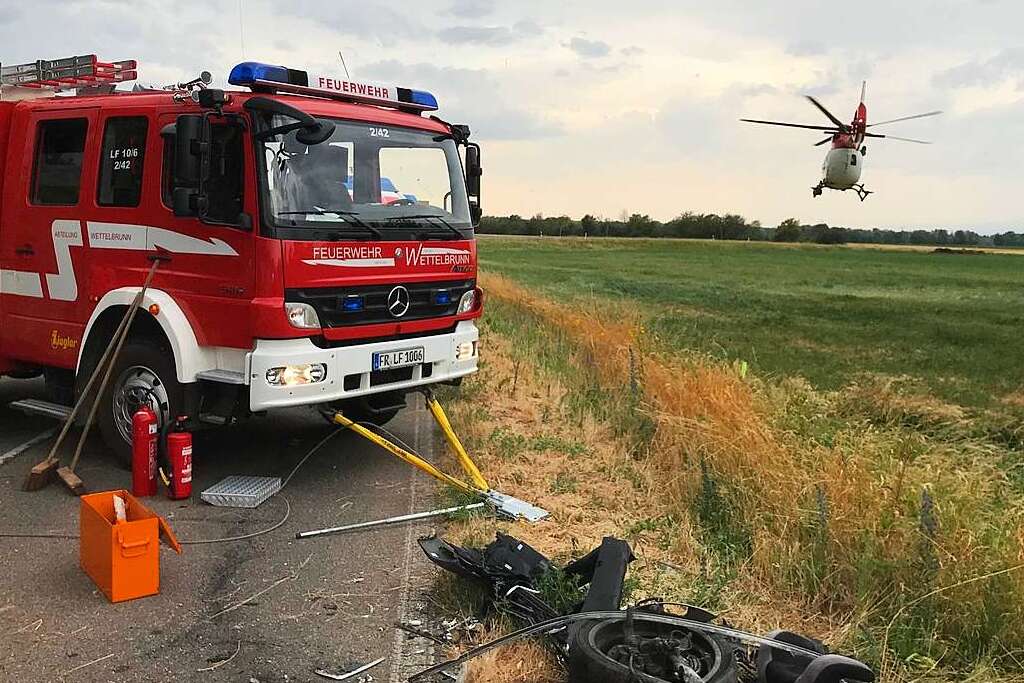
[478,213,1024,247]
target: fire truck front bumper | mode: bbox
[246,321,480,412]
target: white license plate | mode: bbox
[372,347,425,371]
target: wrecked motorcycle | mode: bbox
[415,533,874,683]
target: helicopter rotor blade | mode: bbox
[805,95,849,131]
[867,110,942,127]
[813,136,833,146]
[864,132,931,144]
[740,118,841,132]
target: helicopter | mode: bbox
[741,82,941,200]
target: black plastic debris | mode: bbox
[419,532,562,625]
[418,533,630,628]
[418,532,552,591]
[564,536,635,613]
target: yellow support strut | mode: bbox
[426,396,490,492]
[332,412,480,496]
[330,394,548,523]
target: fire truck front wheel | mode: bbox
[97,341,184,468]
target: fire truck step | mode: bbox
[196,370,247,385]
[9,398,73,422]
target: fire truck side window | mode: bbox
[97,117,148,207]
[31,118,88,206]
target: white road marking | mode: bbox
[0,428,58,467]
[389,397,434,683]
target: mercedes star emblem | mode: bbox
[387,286,411,318]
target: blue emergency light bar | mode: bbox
[228,61,438,112]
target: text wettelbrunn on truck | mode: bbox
[0,55,484,463]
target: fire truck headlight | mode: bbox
[285,302,321,329]
[456,289,478,315]
[266,364,328,387]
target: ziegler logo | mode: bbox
[50,330,79,351]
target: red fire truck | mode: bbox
[0,55,483,464]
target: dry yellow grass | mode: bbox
[442,329,671,562]
[463,629,563,683]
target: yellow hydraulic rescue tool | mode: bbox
[330,392,549,523]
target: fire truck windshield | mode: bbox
[258,116,472,239]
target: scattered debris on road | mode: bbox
[315,656,385,681]
[396,621,449,646]
[197,640,242,672]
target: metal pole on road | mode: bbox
[296,503,485,540]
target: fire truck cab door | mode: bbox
[0,105,98,369]
[147,112,257,351]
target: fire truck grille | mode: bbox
[286,280,475,328]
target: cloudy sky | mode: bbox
[3,1,1021,231]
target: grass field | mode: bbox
[441,236,1024,682]
[478,237,1024,414]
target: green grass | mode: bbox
[479,237,1024,412]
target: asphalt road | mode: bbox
[0,376,444,682]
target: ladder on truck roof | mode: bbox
[1,54,137,100]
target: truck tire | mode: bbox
[568,615,737,683]
[96,340,183,469]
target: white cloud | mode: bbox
[359,60,562,141]
[437,23,541,46]
[567,36,612,59]
[447,0,495,19]
[934,49,1024,89]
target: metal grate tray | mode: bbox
[201,476,281,508]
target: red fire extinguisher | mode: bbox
[131,405,158,497]
[165,416,193,500]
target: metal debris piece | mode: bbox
[396,621,447,645]
[315,656,385,681]
[484,490,549,522]
[297,503,485,540]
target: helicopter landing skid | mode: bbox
[852,184,872,201]
[811,182,873,201]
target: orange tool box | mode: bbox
[79,490,182,603]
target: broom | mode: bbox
[23,256,166,493]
